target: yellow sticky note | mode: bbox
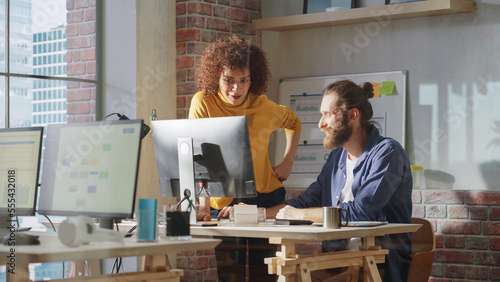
[380,81,396,95]
[371,82,381,98]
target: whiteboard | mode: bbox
[275,71,407,188]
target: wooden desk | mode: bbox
[191,222,420,282]
[0,232,220,282]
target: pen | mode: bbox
[187,200,195,212]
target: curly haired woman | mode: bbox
[189,35,301,220]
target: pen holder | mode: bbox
[166,211,191,240]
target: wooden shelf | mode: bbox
[252,0,476,31]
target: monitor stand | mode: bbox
[177,137,196,224]
[99,218,114,230]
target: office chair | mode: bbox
[407,217,436,282]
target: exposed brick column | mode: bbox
[175,1,261,281]
[66,0,97,123]
[175,0,261,119]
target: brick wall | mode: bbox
[175,0,261,119]
[413,190,500,281]
[175,1,261,280]
[66,0,96,123]
[177,249,218,281]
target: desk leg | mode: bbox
[144,254,170,272]
[68,260,101,277]
[6,262,29,282]
[278,274,295,282]
[347,266,360,282]
[87,260,101,276]
[363,256,382,282]
[298,262,312,282]
[69,261,85,277]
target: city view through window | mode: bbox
[1,0,97,279]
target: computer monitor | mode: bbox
[0,127,43,229]
[38,120,142,228]
[151,116,257,223]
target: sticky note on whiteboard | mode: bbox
[371,82,381,98]
[380,81,396,95]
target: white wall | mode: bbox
[100,0,137,120]
[99,0,138,272]
[262,0,500,190]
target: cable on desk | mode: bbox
[128,225,137,234]
[111,257,123,274]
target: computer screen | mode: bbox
[0,127,43,218]
[151,116,257,199]
[38,120,142,220]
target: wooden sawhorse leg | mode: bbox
[265,237,388,282]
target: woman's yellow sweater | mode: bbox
[189,90,301,209]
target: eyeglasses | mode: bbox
[221,77,251,87]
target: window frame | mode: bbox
[1,0,99,128]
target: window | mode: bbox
[0,1,99,278]
[1,0,98,129]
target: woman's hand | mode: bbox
[196,210,212,221]
[196,197,211,221]
[218,205,233,219]
[273,161,293,181]
[273,132,300,181]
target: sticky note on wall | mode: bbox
[380,81,396,95]
[371,82,381,98]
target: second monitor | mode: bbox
[38,120,143,229]
[152,116,257,209]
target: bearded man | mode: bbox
[267,80,413,282]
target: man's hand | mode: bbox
[276,205,303,219]
[276,205,323,222]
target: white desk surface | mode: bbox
[0,231,220,265]
[191,222,420,241]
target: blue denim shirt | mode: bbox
[286,127,413,282]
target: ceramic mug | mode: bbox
[323,206,349,229]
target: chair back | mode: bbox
[407,217,435,282]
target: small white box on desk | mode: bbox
[233,205,258,224]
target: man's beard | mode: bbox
[323,114,353,150]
